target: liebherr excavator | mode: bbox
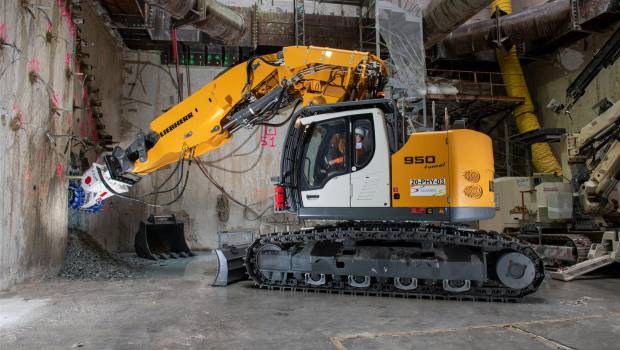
[69,46,544,301]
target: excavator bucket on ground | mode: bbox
[135,215,193,260]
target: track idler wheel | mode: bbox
[496,251,536,290]
[305,273,326,286]
[348,275,371,288]
[394,277,418,290]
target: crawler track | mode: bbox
[245,223,545,302]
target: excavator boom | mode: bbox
[70,46,385,210]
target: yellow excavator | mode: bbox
[69,46,544,300]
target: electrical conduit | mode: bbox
[491,0,562,174]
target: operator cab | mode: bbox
[298,108,390,209]
[278,99,397,219]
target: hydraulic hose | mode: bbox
[491,0,562,175]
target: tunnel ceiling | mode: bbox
[97,0,363,51]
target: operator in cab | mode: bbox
[326,133,346,171]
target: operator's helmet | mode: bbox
[355,127,367,137]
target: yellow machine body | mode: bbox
[391,129,495,215]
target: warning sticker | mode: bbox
[410,184,447,197]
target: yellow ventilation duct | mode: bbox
[490,0,562,175]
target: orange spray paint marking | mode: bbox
[24,166,32,183]
[60,6,69,19]
[0,23,7,43]
[79,119,87,138]
[52,91,60,109]
[260,126,277,148]
[28,58,40,73]
[55,163,63,178]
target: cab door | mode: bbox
[350,112,391,207]
[300,118,351,207]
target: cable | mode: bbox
[194,157,270,219]
[243,55,282,94]
[204,140,265,174]
[93,150,194,208]
[181,42,191,96]
[137,152,185,198]
[257,98,302,127]
[171,28,183,102]
[204,127,260,164]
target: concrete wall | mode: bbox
[67,2,149,252]
[0,1,76,290]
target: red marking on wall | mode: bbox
[79,119,87,138]
[66,112,73,126]
[0,23,7,43]
[65,53,71,66]
[47,20,52,33]
[60,6,69,19]
[260,126,277,148]
[55,163,63,178]
[28,58,40,74]
[51,91,60,109]
[24,166,32,183]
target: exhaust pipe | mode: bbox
[193,0,247,44]
[438,0,571,57]
[423,0,494,48]
[148,0,247,44]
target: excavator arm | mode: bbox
[69,46,386,211]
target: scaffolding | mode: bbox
[358,0,389,59]
[294,0,306,45]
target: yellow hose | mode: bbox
[490,0,562,175]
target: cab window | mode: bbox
[352,118,374,169]
[301,119,348,189]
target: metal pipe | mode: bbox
[148,0,247,44]
[423,0,494,49]
[148,0,197,19]
[438,0,571,57]
[193,0,247,44]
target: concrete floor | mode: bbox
[1,253,619,350]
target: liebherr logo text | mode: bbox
[160,112,193,137]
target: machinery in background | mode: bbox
[68,46,545,300]
[547,25,620,113]
[481,100,620,280]
[480,175,599,265]
[485,24,620,280]
[565,26,620,111]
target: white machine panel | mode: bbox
[301,174,351,207]
[350,110,390,207]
